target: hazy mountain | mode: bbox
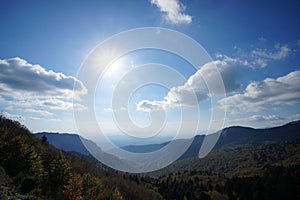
[0,116,163,199]
[121,120,300,160]
[34,132,148,172]
[35,120,300,171]
[1,117,299,199]
[35,132,99,155]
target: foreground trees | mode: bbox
[0,116,163,200]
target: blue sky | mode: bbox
[1,0,300,143]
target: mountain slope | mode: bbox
[0,116,163,200]
[35,132,96,155]
[148,141,300,177]
[35,132,146,172]
[121,120,300,160]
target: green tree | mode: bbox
[41,135,48,143]
[48,153,71,196]
[81,173,102,199]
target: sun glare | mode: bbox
[106,58,124,77]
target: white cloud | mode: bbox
[1,111,25,121]
[150,0,192,24]
[0,57,87,112]
[37,99,86,111]
[219,70,300,114]
[104,107,113,112]
[28,116,61,121]
[232,43,292,68]
[25,108,54,116]
[224,114,285,128]
[251,44,291,61]
[137,57,245,112]
[224,114,300,129]
[288,113,300,121]
[0,57,87,100]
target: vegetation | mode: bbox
[132,142,300,199]
[130,164,299,200]
[1,116,299,199]
[149,141,300,177]
[0,116,163,199]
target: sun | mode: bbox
[105,58,124,77]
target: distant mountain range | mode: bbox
[115,120,300,159]
[0,116,163,199]
[35,120,300,162]
[35,132,99,155]
[34,132,145,172]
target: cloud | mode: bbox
[14,98,86,111]
[1,111,25,121]
[150,0,192,24]
[251,44,290,61]
[103,107,113,112]
[0,57,87,100]
[224,113,300,129]
[232,43,292,68]
[219,70,300,114]
[137,57,245,112]
[25,108,54,116]
[0,57,87,111]
[224,114,285,128]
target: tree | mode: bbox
[63,173,83,200]
[48,153,71,196]
[81,173,102,199]
[41,135,48,143]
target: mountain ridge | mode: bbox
[35,120,300,162]
[121,120,300,159]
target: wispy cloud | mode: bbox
[103,107,113,112]
[251,44,290,60]
[1,111,25,121]
[224,114,285,128]
[9,98,86,111]
[219,70,300,114]
[25,108,54,116]
[150,0,192,24]
[232,43,292,68]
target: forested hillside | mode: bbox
[0,116,163,200]
[137,141,300,199]
[1,116,299,199]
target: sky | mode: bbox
[1,0,300,144]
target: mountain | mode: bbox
[0,116,163,199]
[147,140,300,177]
[141,144,300,200]
[35,132,142,172]
[35,132,99,155]
[121,142,170,153]
[1,116,299,199]
[35,121,300,174]
[120,120,300,160]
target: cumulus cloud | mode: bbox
[137,57,245,112]
[219,70,300,114]
[0,57,87,100]
[150,0,192,24]
[0,57,87,111]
